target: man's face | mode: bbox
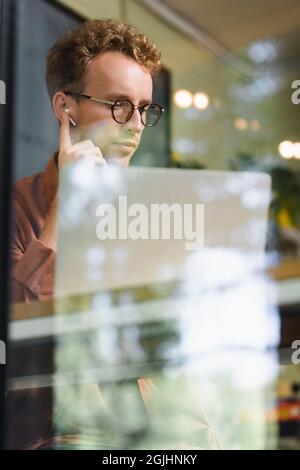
[70,51,153,166]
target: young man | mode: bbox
[10,19,163,303]
[7,21,219,451]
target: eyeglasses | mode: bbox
[64,91,165,127]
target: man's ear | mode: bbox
[52,91,71,122]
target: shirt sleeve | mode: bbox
[10,197,55,303]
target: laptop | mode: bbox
[55,163,271,299]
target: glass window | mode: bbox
[3,0,300,451]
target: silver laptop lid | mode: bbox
[55,163,271,298]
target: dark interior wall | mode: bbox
[12,0,81,180]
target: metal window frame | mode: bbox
[0,0,16,450]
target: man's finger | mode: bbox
[95,154,107,165]
[59,109,72,150]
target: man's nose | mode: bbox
[127,108,144,132]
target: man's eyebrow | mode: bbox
[103,93,152,104]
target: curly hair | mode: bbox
[46,19,161,101]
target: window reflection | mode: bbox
[6,0,300,451]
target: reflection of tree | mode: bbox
[112,283,181,369]
[52,283,186,449]
[96,298,182,448]
[134,319,180,365]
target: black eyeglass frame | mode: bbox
[64,91,165,127]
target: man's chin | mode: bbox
[105,145,135,166]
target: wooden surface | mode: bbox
[11,298,55,321]
[11,258,300,322]
[268,258,300,281]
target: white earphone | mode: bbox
[64,107,77,127]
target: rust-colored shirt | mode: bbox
[10,154,58,303]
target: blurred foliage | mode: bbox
[229,152,300,228]
[229,152,300,258]
[170,151,300,258]
[171,158,206,170]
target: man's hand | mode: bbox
[58,109,107,168]
[39,111,106,252]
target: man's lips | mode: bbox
[111,141,136,148]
